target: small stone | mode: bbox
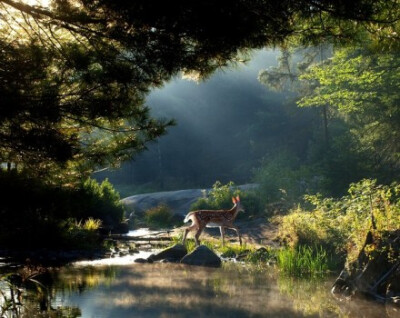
[134,258,148,263]
[129,248,139,254]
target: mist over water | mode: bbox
[0,263,391,318]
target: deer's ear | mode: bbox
[236,195,240,202]
[232,197,237,204]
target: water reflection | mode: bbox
[1,263,398,318]
[54,264,306,318]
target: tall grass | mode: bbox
[276,245,329,278]
[82,218,102,231]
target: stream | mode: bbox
[0,229,398,318]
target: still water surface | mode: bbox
[1,260,398,318]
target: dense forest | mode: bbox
[99,44,399,201]
[0,0,399,251]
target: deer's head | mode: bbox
[232,195,245,213]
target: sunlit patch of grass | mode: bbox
[184,239,197,253]
[82,218,102,231]
[218,243,248,257]
[172,237,276,271]
[169,235,331,277]
[276,245,329,278]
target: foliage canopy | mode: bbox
[0,0,399,183]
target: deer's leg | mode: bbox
[194,225,204,246]
[219,226,225,246]
[182,224,196,244]
[229,226,242,246]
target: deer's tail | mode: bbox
[184,212,195,223]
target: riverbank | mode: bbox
[0,217,278,266]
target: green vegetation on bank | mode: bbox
[276,245,330,277]
[176,236,331,278]
[277,179,400,264]
[143,204,181,229]
[173,179,400,278]
[0,0,398,271]
[190,181,262,219]
[0,171,126,249]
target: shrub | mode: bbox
[253,151,324,209]
[76,178,125,227]
[0,171,125,248]
[60,218,102,249]
[277,179,400,263]
[144,204,176,229]
[190,181,262,217]
[190,181,239,211]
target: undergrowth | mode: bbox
[277,179,400,264]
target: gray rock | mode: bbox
[134,258,149,263]
[129,248,139,254]
[160,258,180,263]
[148,244,187,262]
[121,189,205,216]
[180,245,222,267]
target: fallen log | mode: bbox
[107,235,174,242]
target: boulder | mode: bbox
[180,245,222,267]
[121,189,206,216]
[148,244,187,262]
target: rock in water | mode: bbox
[134,258,149,263]
[180,245,222,267]
[148,244,187,262]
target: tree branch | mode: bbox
[0,0,104,24]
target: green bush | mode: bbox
[144,204,176,229]
[253,151,323,209]
[190,181,262,217]
[59,218,102,249]
[277,179,400,263]
[0,171,125,248]
[190,181,239,210]
[76,178,125,228]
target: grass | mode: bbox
[82,218,102,231]
[276,245,330,278]
[171,234,332,278]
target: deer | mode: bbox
[182,195,244,246]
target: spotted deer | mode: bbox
[182,195,244,246]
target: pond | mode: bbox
[1,258,397,318]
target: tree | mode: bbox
[0,0,398,184]
[298,48,400,178]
